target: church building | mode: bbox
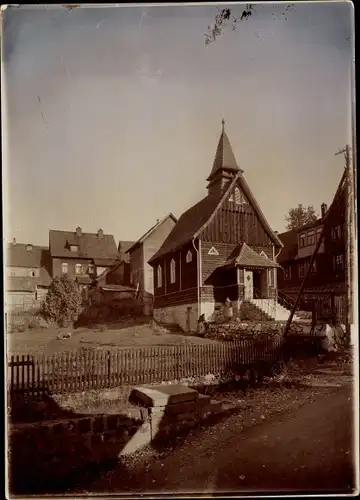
[149,121,284,331]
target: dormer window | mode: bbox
[186,250,192,263]
[170,259,176,284]
[306,230,316,246]
[299,233,306,248]
[26,244,33,251]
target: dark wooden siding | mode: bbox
[180,242,198,290]
[152,242,198,298]
[200,181,274,247]
[153,288,197,308]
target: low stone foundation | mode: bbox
[153,303,198,332]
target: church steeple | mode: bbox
[206,120,243,197]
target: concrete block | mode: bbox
[165,400,196,415]
[118,420,151,456]
[196,393,211,411]
[175,412,197,422]
[131,384,198,407]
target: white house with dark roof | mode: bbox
[5,240,52,311]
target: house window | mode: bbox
[157,265,162,288]
[306,230,316,246]
[170,259,176,284]
[267,269,274,287]
[333,254,344,271]
[331,225,341,240]
[228,194,234,202]
[75,263,82,275]
[28,269,36,277]
[62,262,68,274]
[284,266,291,280]
[186,250,192,263]
[298,261,306,278]
[299,233,306,248]
[88,264,94,274]
[234,187,241,204]
[70,245,78,252]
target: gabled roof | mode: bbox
[207,120,241,181]
[7,243,46,268]
[220,243,280,270]
[126,213,177,254]
[277,229,298,263]
[149,172,283,264]
[49,229,118,260]
[118,241,135,254]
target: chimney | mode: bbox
[156,219,159,224]
[76,226,82,237]
[97,228,104,239]
[12,238,16,245]
[321,203,327,218]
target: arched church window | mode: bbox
[170,259,176,284]
[157,265,162,288]
[186,250,192,263]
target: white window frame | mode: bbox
[170,258,176,284]
[267,268,274,287]
[157,265,162,288]
[75,263,82,275]
[234,187,241,205]
[186,250,192,263]
[62,262,68,274]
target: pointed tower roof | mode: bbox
[207,120,243,181]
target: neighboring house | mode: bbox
[118,241,134,264]
[126,214,177,314]
[148,120,285,332]
[49,227,119,290]
[5,240,52,311]
[277,174,346,321]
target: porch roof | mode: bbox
[219,242,280,270]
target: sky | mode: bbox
[2,2,354,247]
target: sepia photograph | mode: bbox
[2,1,358,497]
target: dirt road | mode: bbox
[93,383,356,495]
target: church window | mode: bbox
[157,265,162,287]
[170,259,176,284]
[234,187,241,204]
[186,250,192,263]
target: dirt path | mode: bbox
[90,383,355,495]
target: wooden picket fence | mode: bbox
[7,339,283,396]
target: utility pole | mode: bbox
[335,145,354,344]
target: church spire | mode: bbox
[206,120,243,196]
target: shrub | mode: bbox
[41,275,82,328]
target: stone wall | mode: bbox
[153,302,198,332]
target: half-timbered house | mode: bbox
[149,121,286,331]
